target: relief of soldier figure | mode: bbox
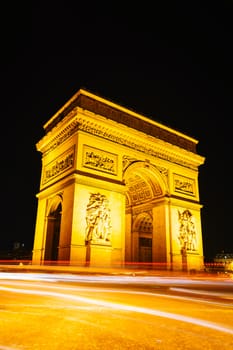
[178,209,197,251]
[85,192,112,243]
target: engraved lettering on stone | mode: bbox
[43,148,74,184]
[83,145,117,175]
[85,193,112,243]
[178,209,197,251]
[174,174,195,196]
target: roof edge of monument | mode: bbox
[43,88,198,153]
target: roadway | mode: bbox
[0,267,232,349]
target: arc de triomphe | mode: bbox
[32,88,205,271]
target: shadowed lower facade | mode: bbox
[32,89,205,271]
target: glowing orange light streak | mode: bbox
[1,285,233,335]
[1,272,232,286]
[1,280,231,309]
[171,287,233,299]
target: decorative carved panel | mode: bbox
[82,145,117,175]
[42,146,75,185]
[85,193,112,244]
[177,209,197,251]
[173,174,196,196]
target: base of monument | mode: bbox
[85,241,113,267]
[86,238,111,246]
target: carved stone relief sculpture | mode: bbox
[177,209,197,252]
[85,193,112,244]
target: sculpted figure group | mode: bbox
[85,193,112,243]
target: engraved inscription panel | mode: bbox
[83,145,117,175]
[173,174,195,196]
[42,147,74,185]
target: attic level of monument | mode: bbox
[43,89,198,153]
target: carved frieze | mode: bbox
[82,145,117,175]
[42,146,75,185]
[39,114,201,171]
[78,120,199,170]
[173,174,196,196]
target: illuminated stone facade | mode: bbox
[32,88,205,271]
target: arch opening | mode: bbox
[124,162,165,266]
[44,201,62,263]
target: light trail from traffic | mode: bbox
[1,283,233,335]
[1,272,233,349]
[1,279,232,309]
[0,271,232,285]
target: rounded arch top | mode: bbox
[133,211,153,233]
[123,161,168,206]
[47,194,63,216]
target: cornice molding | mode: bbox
[36,110,79,154]
[37,108,204,170]
[43,89,198,154]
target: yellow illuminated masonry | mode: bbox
[32,88,205,271]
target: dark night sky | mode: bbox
[1,2,232,260]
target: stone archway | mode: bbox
[32,88,205,271]
[44,197,62,263]
[124,161,168,267]
[134,212,153,264]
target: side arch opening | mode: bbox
[44,196,62,263]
